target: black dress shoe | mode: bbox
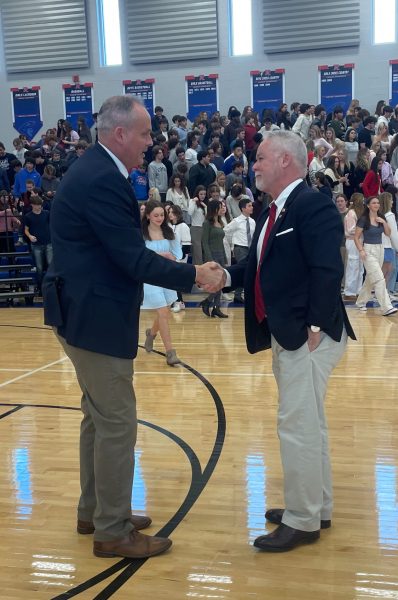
[200,299,211,317]
[265,508,331,529]
[211,307,228,318]
[254,523,320,552]
[233,295,244,303]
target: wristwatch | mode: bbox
[310,325,321,333]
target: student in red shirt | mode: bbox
[362,156,384,197]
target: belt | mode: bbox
[234,244,249,248]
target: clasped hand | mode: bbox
[195,262,226,292]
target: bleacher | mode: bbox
[0,246,36,306]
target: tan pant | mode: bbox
[357,243,392,313]
[271,329,347,531]
[56,333,137,542]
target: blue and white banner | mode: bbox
[63,83,94,130]
[318,64,354,114]
[11,87,43,140]
[251,69,285,117]
[389,60,398,106]
[123,79,155,116]
[185,74,218,121]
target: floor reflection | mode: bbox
[12,447,33,518]
[246,453,266,540]
[375,461,398,549]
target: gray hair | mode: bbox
[97,95,144,134]
[262,130,308,177]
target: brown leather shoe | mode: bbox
[93,530,172,558]
[77,514,152,534]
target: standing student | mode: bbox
[343,193,365,300]
[200,200,228,318]
[43,95,224,561]
[169,205,191,312]
[224,130,355,552]
[148,146,168,201]
[141,200,183,365]
[24,195,52,293]
[354,196,397,315]
[223,198,255,303]
[188,185,207,265]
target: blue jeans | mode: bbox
[31,243,53,290]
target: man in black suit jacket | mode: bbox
[43,96,224,560]
[226,130,355,552]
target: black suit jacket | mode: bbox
[43,143,196,359]
[228,181,355,354]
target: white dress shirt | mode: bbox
[99,142,129,178]
[224,179,303,286]
[223,214,256,247]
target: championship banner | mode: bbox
[11,86,43,140]
[318,64,354,114]
[250,69,285,116]
[389,60,398,106]
[123,79,155,116]
[63,83,94,130]
[185,74,218,121]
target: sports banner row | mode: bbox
[10,64,398,140]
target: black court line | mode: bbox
[0,334,226,599]
[0,405,24,419]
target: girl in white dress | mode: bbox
[141,200,183,366]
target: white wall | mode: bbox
[0,0,396,149]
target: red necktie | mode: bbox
[254,202,277,322]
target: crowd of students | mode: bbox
[1,99,398,312]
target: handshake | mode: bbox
[195,262,227,293]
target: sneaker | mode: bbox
[355,303,367,312]
[180,302,185,310]
[383,307,398,316]
[171,302,182,313]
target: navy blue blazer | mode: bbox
[228,181,355,354]
[43,143,196,359]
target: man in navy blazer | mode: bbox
[43,96,224,560]
[227,130,355,552]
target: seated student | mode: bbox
[0,191,20,253]
[49,149,63,178]
[40,164,60,199]
[24,194,52,293]
[13,157,41,199]
[0,166,10,192]
[32,150,48,176]
[131,159,149,201]
[63,141,88,172]
[223,143,245,176]
[0,142,17,186]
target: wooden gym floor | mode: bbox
[0,303,397,599]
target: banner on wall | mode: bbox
[185,74,218,121]
[318,64,354,114]
[11,87,43,140]
[250,69,285,117]
[123,79,155,116]
[63,83,94,130]
[389,60,398,106]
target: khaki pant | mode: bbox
[56,333,137,542]
[357,243,392,313]
[271,329,347,531]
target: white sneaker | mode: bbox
[355,303,367,312]
[171,302,182,313]
[179,302,185,310]
[383,307,398,316]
